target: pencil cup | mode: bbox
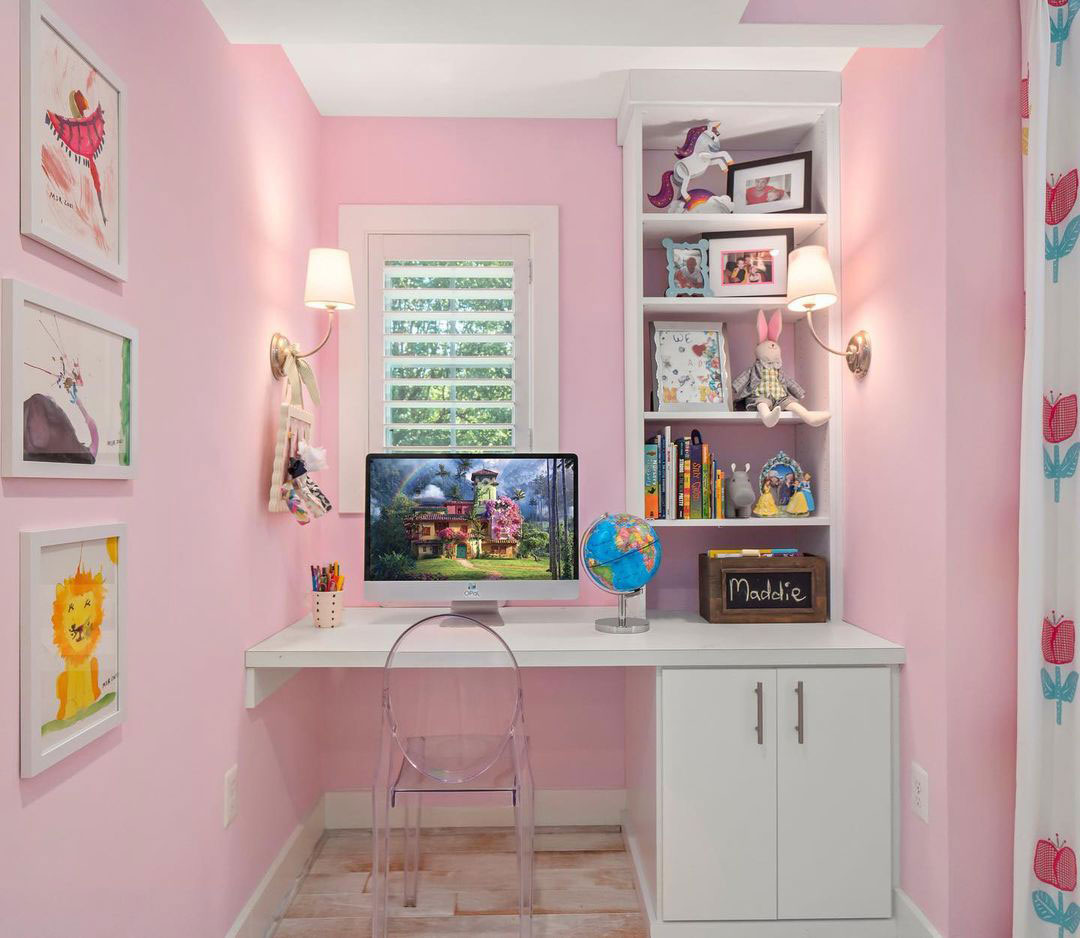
[312,590,343,629]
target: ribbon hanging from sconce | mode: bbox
[281,347,321,408]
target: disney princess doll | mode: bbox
[786,473,815,516]
[753,472,781,517]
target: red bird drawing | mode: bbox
[44,89,107,225]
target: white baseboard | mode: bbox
[895,889,944,938]
[324,787,627,829]
[225,796,325,938]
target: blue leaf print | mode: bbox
[1035,889,1062,923]
[1063,671,1079,702]
[1065,901,1080,933]
[1049,231,1058,258]
[1045,446,1057,477]
[1060,216,1080,259]
[1043,667,1058,698]
[1062,441,1080,478]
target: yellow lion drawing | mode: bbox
[51,566,106,721]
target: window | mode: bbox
[371,234,530,452]
[338,205,558,512]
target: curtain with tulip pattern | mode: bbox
[1016,2,1080,935]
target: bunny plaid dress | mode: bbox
[733,360,806,410]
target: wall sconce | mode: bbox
[786,245,871,378]
[270,247,355,380]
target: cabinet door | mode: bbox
[661,668,777,921]
[777,667,892,919]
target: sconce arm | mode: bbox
[803,306,847,358]
[294,309,336,361]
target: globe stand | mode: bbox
[595,591,649,634]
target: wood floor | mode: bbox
[274,825,649,937]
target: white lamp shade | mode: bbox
[786,244,838,312]
[304,248,355,310]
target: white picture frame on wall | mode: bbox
[2,279,138,479]
[21,523,127,778]
[21,0,128,280]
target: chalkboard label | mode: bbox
[699,553,828,623]
[725,572,814,610]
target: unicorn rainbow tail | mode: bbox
[648,170,675,208]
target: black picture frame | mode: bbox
[726,150,813,214]
[700,227,796,297]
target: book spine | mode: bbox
[644,442,659,519]
[690,441,703,519]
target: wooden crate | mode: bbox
[698,553,828,623]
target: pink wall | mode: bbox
[313,118,628,792]
[748,0,1023,933]
[0,1,328,934]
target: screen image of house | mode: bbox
[367,457,576,581]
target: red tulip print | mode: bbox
[1033,836,1080,935]
[1044,615,1076,665]
[1048,171,1078,225]
[1047,171,1080,281]
[1044,393,1080,502]
[1046,393,1079,443]
[1050,0,1069,8]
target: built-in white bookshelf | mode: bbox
[619,73,844,619]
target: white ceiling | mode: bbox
[201,0,940,118]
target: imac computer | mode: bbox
[364,453,579,623]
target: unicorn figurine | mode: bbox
[648,124,735,214]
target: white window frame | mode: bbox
[338,204,559,513]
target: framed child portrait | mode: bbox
[704,228,794,298]
[726,151,812,215]
[662,237,712,297]
[20,523,126,777]
[2,279,138,479]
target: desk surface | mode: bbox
[246,606,905,670]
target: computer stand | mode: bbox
[448,600,506,629]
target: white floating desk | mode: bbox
[244,606,904,707]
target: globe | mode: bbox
[581,512,662,596]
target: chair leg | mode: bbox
[514,740,535,938]
[372,716,395,938]
[403,792,422,908]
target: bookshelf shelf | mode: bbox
[641,212,827,246]
[643,411,797,424]
[651,516,831,528]
[643,296,798,320]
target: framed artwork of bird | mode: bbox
[20,0,127,281]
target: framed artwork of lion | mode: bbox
[20,523,125,777]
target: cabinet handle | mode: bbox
[754,681,764,745]
[795,680,805,744]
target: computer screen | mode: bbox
[364,454,579,602]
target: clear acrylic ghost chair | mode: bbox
[372,613,534,938]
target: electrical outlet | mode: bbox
[224,764,238,828]
[911,762,929,823]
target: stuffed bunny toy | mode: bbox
[732,310,831,428]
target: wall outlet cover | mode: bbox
[911,762,929,823]
[224,764,239,828]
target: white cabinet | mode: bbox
[659,667,892,924]
[662,669,777,921]
[776,668,893,919]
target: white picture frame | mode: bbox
[21,0,128,280]
[651,320,733,412]
[704,228,794,299]
[21,523,126,777]
[2,278,138,479]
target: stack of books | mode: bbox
[645,427,725,520]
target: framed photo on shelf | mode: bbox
[20,523,126,777]
[2,279,138,479]
[703,228,794,298]
[21,0,128,280]
[726,151,812,215]
[651,320,732,412]
[662,237,712,297]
